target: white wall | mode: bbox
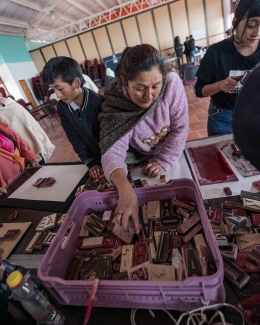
[1,61,39,103]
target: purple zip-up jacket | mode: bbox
[101,72,189,180]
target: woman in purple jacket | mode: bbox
[99,44,189,234]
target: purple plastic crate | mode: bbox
[38,179,225,310]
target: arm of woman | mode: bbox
[195,46,238,97]
[150,73,189,172]
[101,133,141,234]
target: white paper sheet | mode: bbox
[9,165,88,202]
[131,153,192,186]
[185,135,260,200]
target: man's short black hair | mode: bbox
[42,56,84,86]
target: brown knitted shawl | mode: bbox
[99,80,167,164]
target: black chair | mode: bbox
[40,103,61,130]
[179,62,194,79]
[183,65,200,86]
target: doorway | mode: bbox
[19,80,37,108]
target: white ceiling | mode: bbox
[0,0,173,47]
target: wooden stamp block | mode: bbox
[182,223,202,244]
[79,215,90,237]
[169,233,182,251]
[103,237,118,249]
[120,245,134,272]
[242,197,260,213]
[96,256,113,279]
[148,242,156,262]
[141,219,153,242]
[65,256,82,280]
[141,180,149,187]
[102,210,112,222]
[223,187,232,196]
[3,229,21,240]
[200,246,217,276]
[105,245,122,261]
[224,201,243,210]
[127,219,136,236]
[229,217,251,233]
[220,217,234,235]
[214,233,228,246]
[148,264,175,281]
[112,222,133,244]
[219,243,238,259]
[34,230,50,250]
[9,210,18,220]
[235,252,260,273]
[154,231,161,248]
[194,233,207,263]
[79,253,99,280]
[236,234,260,252]
[84,213,107,236]
[172,194,195,212]
[155,231,169,263]
[212,210,223,225]
[36,217,47,232]
[44,213,57,230]
[171,248,184,280]
[32,178,43,186]
[160,175,166,183]
[43,232,56,246]
[176,214,200,234]
[82,236,104,248]
[159,215,181,229]
[128,261,149,280]
[232,208,247,217]
[176,207,191,219]
[252,180,260,191]
[234,273,260,300]
[182,247,202,277]
[238,292,260,325]
[160,199,173,217]
[147,201,160,220]
[223,256,250,289]
[133,179,142,188]
[25,232,42,253]
[134,242,148,266]
[57,214,67,226]
[252,214,260,227]
[36,178,47,188]
[112,272,129,280]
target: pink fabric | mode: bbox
[0,133,14,153]
[0,154,21,187]
[101,72,189,180]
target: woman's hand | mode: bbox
[110,168,141,234]
[115,184,140,234]
[142,161,165,178]
[219,77,238,93]
[26,160,40,168]
[0,188,7,197]
[89,165,102,178]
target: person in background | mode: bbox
[0,91,55,163]
[195,0,260,136]
[184,36,191,63]
[0,121,39,187]
[42,56,104,178]
[189,35,196,63]
[233,64,260,170]
[99,44,189,234]
[174,36,184,68]
[101,68,117,91]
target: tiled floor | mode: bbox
[42,86,209,162]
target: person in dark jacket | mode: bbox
[42,56,104,178]
[184,36,191,63]
[174,36,184,68]
[189,35,196,63]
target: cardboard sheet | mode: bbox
[9,164,88,202]
[185,134,260,200]
[0,222,31,260]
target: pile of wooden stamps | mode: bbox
[207,189,260,325]
[65,194,217,282]
[32,177,56,188]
